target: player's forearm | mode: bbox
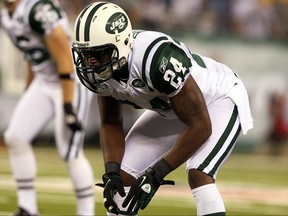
[60,79,75,103]
[45,26,75,103]
[57,48,76,104]
[100,123,126,166]
[164,124,211,170]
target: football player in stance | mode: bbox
[1,0,95,215]
[72,2,253,216]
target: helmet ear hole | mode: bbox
[124,38,129,46]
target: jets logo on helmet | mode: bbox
[71,1,133,93]
[106,12,129,34]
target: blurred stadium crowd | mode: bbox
[59,0,288,42]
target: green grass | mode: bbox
[1,145,288,215]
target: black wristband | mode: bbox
[105,161,121,174]
[152,158,173,182]
[64,103,73,113]
[59,73,75,79]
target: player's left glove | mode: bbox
[63,103,82,132]
[96,162,126,215]
[122,159,175,213]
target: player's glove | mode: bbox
[63,103,82,132]
[122,159,175,213]
[96,162,126,215]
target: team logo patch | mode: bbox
[106,12,128,34]
[131,79,146,88]
[159,57,168,73]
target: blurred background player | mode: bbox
[266,91,288,155]
[0,0,95,215]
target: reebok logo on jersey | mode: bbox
[132,79,146,88]
[159,57,168,73]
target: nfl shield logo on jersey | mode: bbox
[94,83,113,96]
[132,79,146,88]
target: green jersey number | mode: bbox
[15,36,50,65]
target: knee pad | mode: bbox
[4,132,31,155]
[65,152,86,165]
[66,153,94,190]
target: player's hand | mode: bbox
[63,103,82,132]
[122,167,175,213]
[96,172,126,215]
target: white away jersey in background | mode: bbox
[0,0,71,82]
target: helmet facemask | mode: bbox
[72,43,120,86]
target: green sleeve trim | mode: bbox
[141,36,168,90]
[191,53,207,68]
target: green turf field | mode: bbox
[1,145,288,215]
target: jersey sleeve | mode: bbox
[28,0,63,36]
[148,42,192,96]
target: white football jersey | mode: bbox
[98,30,240,119]
[0,0,71,82]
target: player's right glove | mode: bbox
[96,162,126,215]
[122,159,175,213]
[63,103,82,132]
